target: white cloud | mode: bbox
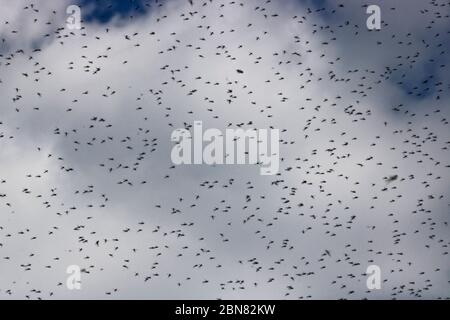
[0,0,448,299]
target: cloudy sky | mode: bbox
[0,0,449,299]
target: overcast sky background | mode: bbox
[0,0,449,299]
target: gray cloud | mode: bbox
[0,0,449,299]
